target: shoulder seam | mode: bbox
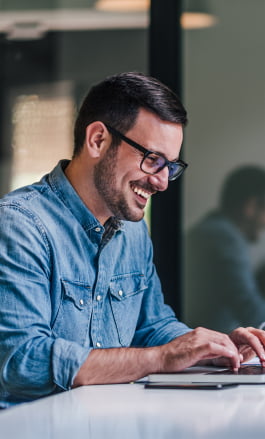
[0,203,51,262]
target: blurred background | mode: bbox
[182,0,265,331]
[0,0,264,330]
[183,0,265,260]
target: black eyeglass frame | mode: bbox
[105,124,188,181]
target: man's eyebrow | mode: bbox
[153,149,180,163]
[171,156,180,163]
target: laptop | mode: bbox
[148,362,265,385]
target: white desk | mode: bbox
[1,382,265,439]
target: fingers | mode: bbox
[198,342,240,371]
[164,326,265,374]
[230,327,265,366]
[192,328,241,371]
[238,345,253,363]
[166,327,242,372]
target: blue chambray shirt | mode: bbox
[0,160,190,407]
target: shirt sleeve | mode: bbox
[0,204,90,403]
[131,221,191,348]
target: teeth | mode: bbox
[132,186,150,200]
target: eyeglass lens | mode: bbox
[142,153,184,181]
[105,124,187,181]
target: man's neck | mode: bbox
[64,158,111,225]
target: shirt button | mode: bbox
[118,290,123,297]
[79,299,84,305]
[95,227,101,232]
[96,295,102,301]
[96,342,101,348]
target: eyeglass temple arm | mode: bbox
[105,124,148,155]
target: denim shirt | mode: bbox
[0,160,190,407]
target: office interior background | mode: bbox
[0,0,264,323]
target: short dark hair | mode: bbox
[220,165,265,216]
[73,72,188,157]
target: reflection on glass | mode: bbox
[184,166,265,333]
[182,0,265,334]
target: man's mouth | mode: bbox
[131,183,154,201]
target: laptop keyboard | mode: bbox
[208,365,265,375]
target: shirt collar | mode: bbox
[48,159,104,232]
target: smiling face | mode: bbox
[93,109,183,222]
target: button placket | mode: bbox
[90,240,112,351]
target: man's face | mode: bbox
[243,199,265,242]
[93,109,183,222]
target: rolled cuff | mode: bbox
[52,338,92,390]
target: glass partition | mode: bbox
[182,0,265,332]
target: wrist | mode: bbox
[146,345,165,374]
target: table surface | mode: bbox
[1,381,265,439]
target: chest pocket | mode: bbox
[109,272,147,346]
[51,279,92,346]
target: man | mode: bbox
[185,166,265,333]
[0,72,265,408]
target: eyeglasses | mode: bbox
[106,124,188,181]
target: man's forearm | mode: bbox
[72,328,240,388]
[72,346,161,387]
[72,327,265,388]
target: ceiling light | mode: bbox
[181,12,218,29]
[182,0,218,29]
[96,0,150,12]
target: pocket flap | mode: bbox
[109,272,146,300]
[61,279,91,310]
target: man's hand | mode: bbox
[229,326,265,366]
[157,327,242,372]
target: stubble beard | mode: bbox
[94,145,144,222]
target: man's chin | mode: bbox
[125,213,145,222]
[120,208,145,223]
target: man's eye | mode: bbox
[145,154,160,166]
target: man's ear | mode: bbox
[85,122,109,158]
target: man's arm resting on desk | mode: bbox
[73,327,265,386]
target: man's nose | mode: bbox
[148,166,169,192]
